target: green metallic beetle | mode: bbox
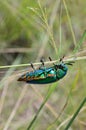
[18,57,74,84]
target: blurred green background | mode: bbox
[0,0,86,130]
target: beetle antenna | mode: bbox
[65,61,75,66]
[39,57,45,69]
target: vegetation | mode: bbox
[0,0,86,130]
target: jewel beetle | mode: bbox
[18,57,74,84]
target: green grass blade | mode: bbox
[46,81,74,130]
[62,0,77,47]
[59,1,62,56]
[26,83,57,130]
[74,30,86,53]
[37,0,58,56]
[64,97,86,130]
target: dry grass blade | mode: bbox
[0,48,34,53]
[3,85,28,130]
[56,106,86,130]
[0,55,86,69]
[0,82,8,114]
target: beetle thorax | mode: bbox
[54,63,68,79]
[60,63,68,72]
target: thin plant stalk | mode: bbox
[31,85,58,118]
[0,55,86,69]
[64,97,86,130]
[46,79,75,130]
[74,30,86,53]
[62,0,77,47]
[56,105,86,130]
[3,85,28,130]
[27,83,57,130]
[37,0,58,55]
[59,0,62,55]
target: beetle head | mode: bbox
[55,56,75,71]
[55,63,68,71]
[59,56,75,66]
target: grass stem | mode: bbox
[64,97,86,130]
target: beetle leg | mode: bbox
[60,55,65,62]
[39,57,48,77]
[30,63,35,70]
[49,57,60,70]
[39,57,45,69]
[40,58,44,66]
[49,56,56,66]
[49,56,52,61]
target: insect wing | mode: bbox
[25,69,45,81]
